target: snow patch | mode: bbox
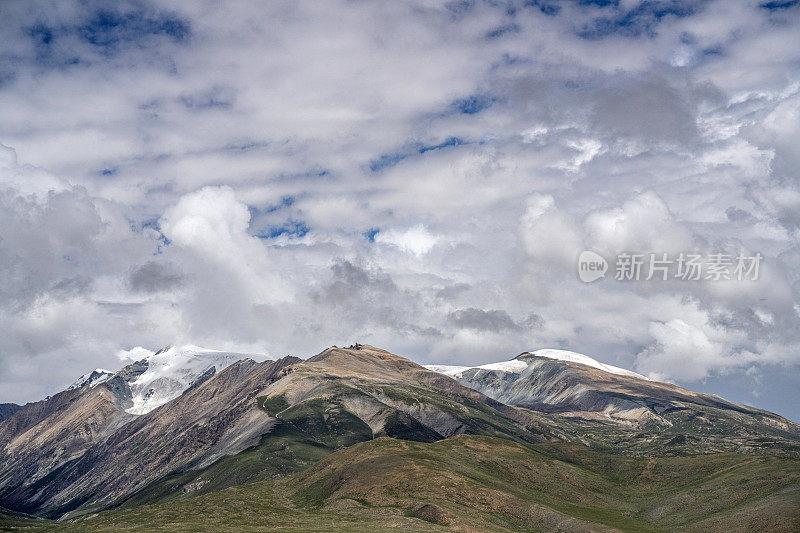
[124,345,270,415]
[68,369,114,390]
[424,364,471,378]
[426,349,647,381]
[522,349,648,380]
[425,359,528,379]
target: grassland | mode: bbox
[4,435,797,532]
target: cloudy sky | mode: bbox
[1,0,799,420]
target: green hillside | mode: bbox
[14,435,798,532]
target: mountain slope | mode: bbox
[0,357,297,518]
[257,344,546,444]
[31,436,800,533]
[3,343,799,525]
[113,344,554,510]
[0,403,21,423]
[427,348,647,380]
[426,350,800,455]
[0,345,548,518]
[0,383,136,509]
[0,345,277,518]
[123,345,264,415]
[67,369,114,391]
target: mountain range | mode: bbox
[1,344,798,531]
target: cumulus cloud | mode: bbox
[520,194,583,267]
[0,0,799,420]
[160,186,251,257]
[128,261,183,293]
[375,224,439,257]
[447,307,522,332]
[637,318,730,381]
[118,346,156,363]
[584,191,693,255]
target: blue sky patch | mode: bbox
[260,220,310,240]
[523,1,562,15]
[760,0,799,9]
[370,137,468,172]
[451,94,496,114]
[419,137,465,153]
[576,1,703,39]
[486,24,520,40]
[79,8,190,50]
[364,228,380,242]
[248,196,296,221]
[370,152,408,172]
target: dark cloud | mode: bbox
[522,312,544,330]
[322,260,398,303]
[0,187,104,308]
[128,261,183,293]
[589,76,702,145]
[311,260,419,334]
[436,283,471,300]
[725,206,755,224]
[447,308,522,332]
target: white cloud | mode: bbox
[375,224,439,257]
[585,191,692,255]
[118,346,156,363]
[520,193,583,268]
[637,318,728,382]
[0,0,799,419]
[160,186,252,258]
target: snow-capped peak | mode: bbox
[124,345,270,415]
[425,348,647,381]
[519,349,648,380]
[68,369,114,390]
[425,359,528,379]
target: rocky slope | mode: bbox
[1,343,799,522]
[0,345,546,518]
[0,382,137,508]
[0,345,275,517]
[122,345,262,415]
[113,344,554,512]
[5,357,297,517]
[427,349,800,455]
[0,403,21,422]
[20,436,800,533]
[67,369,115,391]
[258,344,544,443]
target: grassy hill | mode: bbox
[12,435,798,532]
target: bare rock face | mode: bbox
[0,382,137,507]
[0,403,21,422]
[0,345,545,518]
[0,357,298,517]
[427,351,800,455]
[0,344,257,514]
[263,344,542,443]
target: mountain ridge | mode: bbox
[1,343,798,524]
[426,349,800,456]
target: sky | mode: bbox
[1,0,799,420]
